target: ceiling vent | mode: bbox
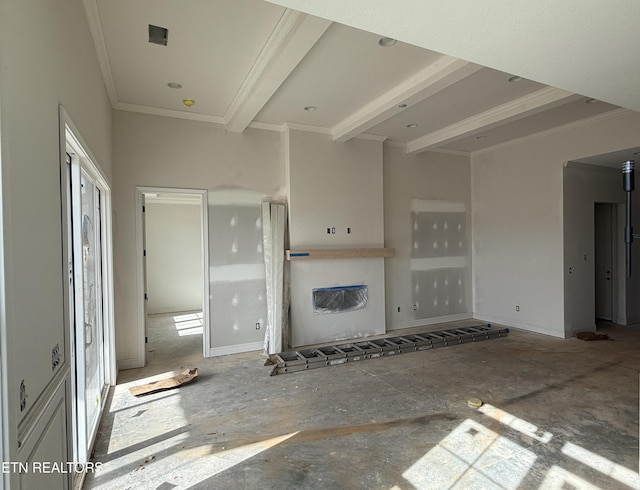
[148,24,168,46]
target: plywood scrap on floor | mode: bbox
[129,368,198,396]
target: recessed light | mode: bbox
[508,75,523,83]
[379,37,397,47]
[183,99,195,107]
[304,106,317,112]
[167,82,182,89]
[398,103,407,108]
[406,123,417,128]
[585,98,597,104]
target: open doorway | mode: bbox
[136,188,210,365]
[594,202,617,323]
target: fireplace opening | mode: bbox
[312,285,368,314]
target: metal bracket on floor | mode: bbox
[268,324,508,376]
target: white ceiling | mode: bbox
[86,0,636,156]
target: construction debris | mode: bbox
[576,332,610,341]
[129,368,198,396]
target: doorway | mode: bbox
[61,110,116,467]
[136,188,210,364]
[594,203,617,322]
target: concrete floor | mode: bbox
[84,314,640,489]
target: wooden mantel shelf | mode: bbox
[286,248,395,260]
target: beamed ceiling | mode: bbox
[86,0,638,161]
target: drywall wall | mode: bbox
[0,0,112,478]
[207,191,268,355]
[112,110,284,366]
[287,129,385,346]
[472,110,640,337]
[145,201,203,314]
[383,146,472,329]
[562,163,626,334]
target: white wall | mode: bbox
[145,201,203,314]
[287,129,385,346]
[472,110,640,337]
[383,146,472,329]
[0,0,112,481]
[112,110,284,367]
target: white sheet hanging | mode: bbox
[262,202,288,354]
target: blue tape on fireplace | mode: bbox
[312,285,368,314]
[290,252,310,257]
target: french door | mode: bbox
[62,114,114,467]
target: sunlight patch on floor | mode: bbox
[173,312,203,336]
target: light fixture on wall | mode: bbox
[183,99,195,107]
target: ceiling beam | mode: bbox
[224,10,331,133]
[331,56,482,142]
[406,86,576,154]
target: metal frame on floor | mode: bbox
[268,324,508,376]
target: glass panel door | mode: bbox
[79,170,105,453]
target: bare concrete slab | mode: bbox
[83,314,639,489]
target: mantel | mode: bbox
[286,248,395,260]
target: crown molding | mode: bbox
[83,0,118,107]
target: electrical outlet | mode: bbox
[347,227,351,234]
[397,306,400,312]
[413,304,418,311]
[255,322,261,330]
[515,305,520,312]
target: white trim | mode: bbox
[472,314,564,338]
[60,107,116,468]
[208,341,263,357]
[82,0,118,107]
[225,12,331,133]
[136,187,211,360]
[386,313,472,331]
[0,90,7,490]
[284,122,332,135]
[354,133,387,142]
[115,103,226,125]
[332,57,481,142]
[407,87,576,154]
[472,108,632,156]
[115,358,143,371]
[247,121,283,132]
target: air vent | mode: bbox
[148,24,168,46]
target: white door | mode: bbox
[595,203,614,321]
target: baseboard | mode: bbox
[208,341,263,357]
[472,314,564,338]
[117,357,144,370]
[387,313,472,331]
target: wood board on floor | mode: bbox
[129,368,198,396]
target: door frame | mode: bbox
[594,202,618,323]
[135,187,210,363]
[59,107,116,466]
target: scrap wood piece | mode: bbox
[576,332,609,341]
[129,368,198,397]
